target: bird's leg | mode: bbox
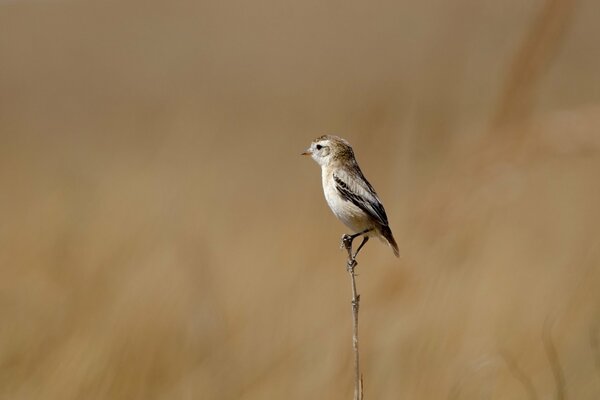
[341,234,353,250]
[352,236,369,260]
[341,234,356,270]
[340,228,372,249]
[340,229,372,270]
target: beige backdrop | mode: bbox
[1,0,600,399]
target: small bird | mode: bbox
[302,135,399,259]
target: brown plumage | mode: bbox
[303,135,399,258]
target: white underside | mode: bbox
[321,167,377,236]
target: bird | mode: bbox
[302,135,399,261]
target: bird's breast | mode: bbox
[321,168,372,233]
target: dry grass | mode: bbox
[1,0,600,399]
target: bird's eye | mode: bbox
[316,144,322,150]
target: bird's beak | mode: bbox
[301,149,312,156]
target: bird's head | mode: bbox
[301,135,355,167]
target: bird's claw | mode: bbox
[340,234,353,251]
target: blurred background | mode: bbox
[1,0,600,398]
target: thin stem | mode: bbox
[501,349,538,400]
[342,234,363,400]
[348,265,362,400]
[543,318,566,400]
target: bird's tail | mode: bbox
[380,225,399,257]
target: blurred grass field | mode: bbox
[1,0,600,399]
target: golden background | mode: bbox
[1,0,600,398]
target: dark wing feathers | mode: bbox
[333,172,389,226]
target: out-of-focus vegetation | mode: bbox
[1,0,600,398]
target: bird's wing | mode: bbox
[333,168,389,226]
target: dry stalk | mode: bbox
[492,0,576,130]
[543,318,566,400]
[590,324,600,378]
[501,349,538,400]
[342,235,364,400]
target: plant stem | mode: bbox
[342,234,363,400]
